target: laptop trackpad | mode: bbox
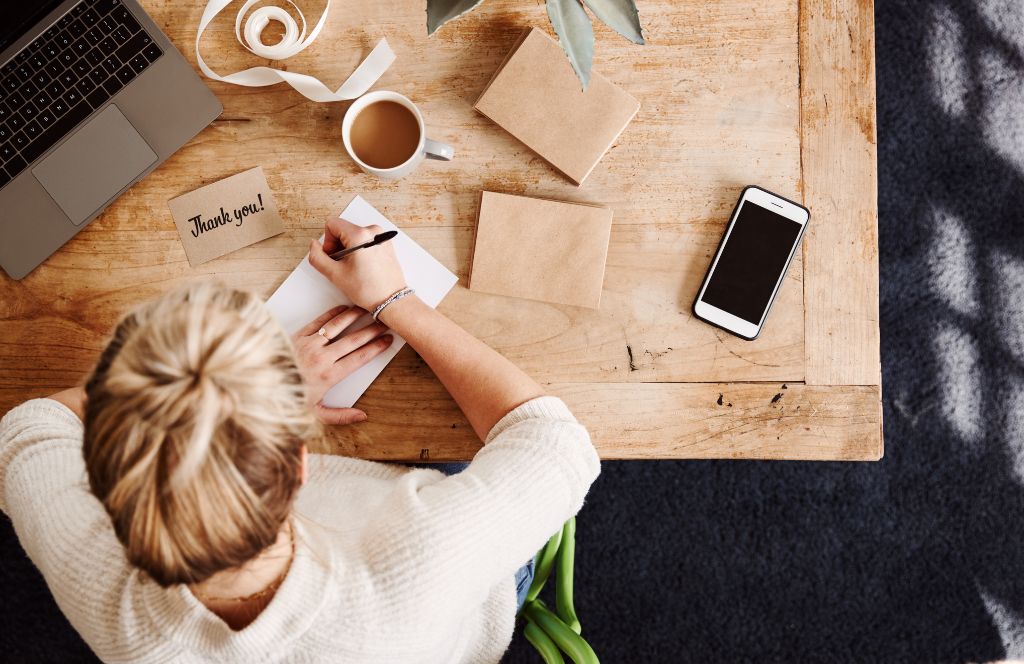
[33,105,157,226]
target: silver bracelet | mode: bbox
[372,287,415,321]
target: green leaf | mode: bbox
[546,0,595,89]
[582,0,644,44]
[427,0,488,36]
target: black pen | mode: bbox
[328,230,398,261]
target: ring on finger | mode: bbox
[317,326,332,342]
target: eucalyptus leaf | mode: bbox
[546,0,594,89]
[582,0,644,44]
[426,0,487,35]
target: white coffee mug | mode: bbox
[341,91,454,180]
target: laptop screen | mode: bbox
[2,1,66,54]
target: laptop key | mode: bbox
[20,102,38,120]
[0,103,8,122]
[98,37,118,56]
[86,87,109,110]
[47,80,65,97]
[102,55,120,75]
[55,33,73,49]
[73,38,91,57]
[33,91,52,109]
[20,101,91,164]
[24,120,42,140]
[43,41,60,59]
[32,70,49,88]
[59,51,76,67]
[64,88,82,106]
[45,61,64,77]
[129,54,148,74]
[115,65,135,86]
[37,109,55,129]
[0,168,10,189]
[82,9,100,26]
[8,112,25,130]
[142,43,163,62]
[2,77,19,92]
[86,27,104,45]
[11,131,28,151]
[18,80,38,99]
[98,17,118,35]
[118,10,142,35]
[85,49,104,67]
[111,27,131,45]
[89,68,106,85]
[7,152,26,174]
[102,76,122,96]
[76,77,96,96]
[0,142,14,160]
[29,53,48,70]
[73,59,91,77]
[95,0,120,15]
[69,20,87,39]
[116,33,151,61]
[7,91,25,109]
[52,98,69,116]
[60,70,78,87]
[0,126,9,143]
[15,64,32,80]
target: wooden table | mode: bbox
[0,0,881,461]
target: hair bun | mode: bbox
[82,284,316,586]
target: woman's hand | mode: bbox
[292,305,394,425]
[307,216,407,313]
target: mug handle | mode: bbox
[424,138,455,161]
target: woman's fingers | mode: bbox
[323,216,375,254]
[327,322,388,358]
[318,307,368,343]
[331,334,394,380]
[314,405,367,425]
[296,304,350,337]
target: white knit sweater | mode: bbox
[0,396,599,663]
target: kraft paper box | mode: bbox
[469,191,612,309]
[474,27,640,186]
[167,166,285,266]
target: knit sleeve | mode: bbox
[0,399,133,649]
[359,396,600,621]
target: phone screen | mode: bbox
[701,201,803,325]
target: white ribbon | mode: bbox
[196,0,395,103]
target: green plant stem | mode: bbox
[555,517,581,634]
[524,600,599,664]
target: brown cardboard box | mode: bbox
[474,27,640,186]
[469,191,613,308]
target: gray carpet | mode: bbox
[3,0,1024,661]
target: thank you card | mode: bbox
[168,166,285,266]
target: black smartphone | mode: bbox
[693,186,810,340]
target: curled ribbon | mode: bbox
[196,0,395,102]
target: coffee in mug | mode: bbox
[348,101,420,169]
[342,91,454,180]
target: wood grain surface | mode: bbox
[799,0,882,387]
[0,0,881,460]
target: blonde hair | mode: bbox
[83,284,316,587]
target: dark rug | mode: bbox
[3,0,1023,662]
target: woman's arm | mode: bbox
[377,295,543,440]
[308,217,543,440]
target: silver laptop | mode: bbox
[0,0,222,280]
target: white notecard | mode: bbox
[266,196,458,408]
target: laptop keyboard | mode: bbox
[0,0,163,190]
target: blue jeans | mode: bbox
[415,462,536,611]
